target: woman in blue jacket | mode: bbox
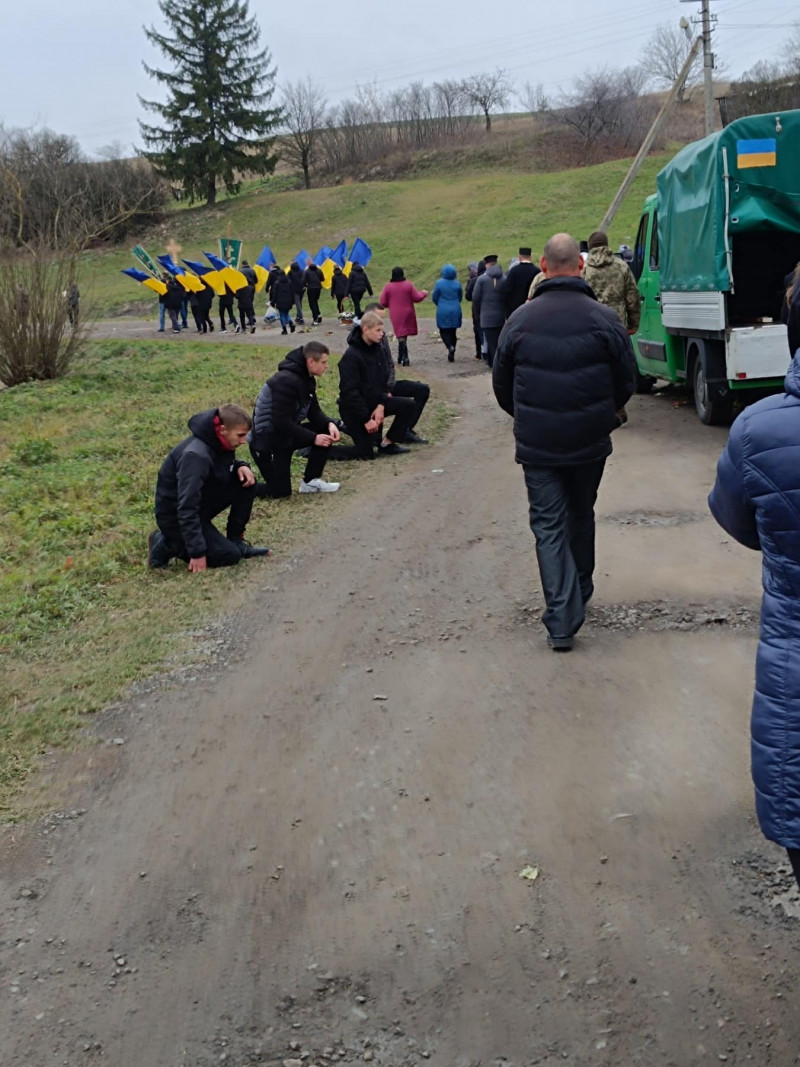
[709,323,800,888]
[431,264,463,362]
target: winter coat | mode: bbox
[431,265,463,330]
[338,324,391,424]
[250,346,333,452]
[154,409,250,559]
[379,279,427,338]
[331,271,349,300]
[271,274,295,313]
[581,246,641,332]
[304,264,324,293]
[708,352,800,848]
[163,278,185,311]
[197,281,215,311]
[471,264,506,329]
[501,261,540,316]
[492,276,635,467]
[236,283,255,308]
[241,266,257,287]
[347,264,373,299]
[785,282,800,356]
[288,265,305,296]
[465,261,485,321]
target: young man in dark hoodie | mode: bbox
[249,342,342,496]
[288,261,306,325]
[364,302,429,444]
[337,311,416,459]
[236,261,258,334]
[331,266,349,314]
[147,404,270,572]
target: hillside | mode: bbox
[84,153,672,317]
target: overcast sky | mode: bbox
[1,0,796,157]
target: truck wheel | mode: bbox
[693,355,733,426]
[635,368,656,394]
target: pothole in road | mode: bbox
[601,510,704,528]
[732,850,800,924]
[513,599,759,634]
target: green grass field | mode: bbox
[86,154,669,317]
[0,337,449,815]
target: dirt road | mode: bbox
[2,326,799,1067]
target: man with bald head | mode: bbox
[493,233,635,651]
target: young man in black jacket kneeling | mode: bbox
[147,404,270,572]
[249,342,342,496]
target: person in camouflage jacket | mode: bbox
[581,231,641,334]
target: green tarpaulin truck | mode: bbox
[631,109,800,424]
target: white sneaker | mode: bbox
[299,477,340,493]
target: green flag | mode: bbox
[220,238,243,268]
[132,245,161,278]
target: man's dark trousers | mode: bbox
[523,460,606,640]
[339,395,416,457]
[157,482,255,568]
[249,435,328,497]
[307,289,321,321]
[391,380,429,429]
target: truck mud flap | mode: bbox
[637,339,667,362]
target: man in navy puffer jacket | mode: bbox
[493,233,635,650]
[709,345,800,888]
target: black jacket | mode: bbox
[241,266,257,286]
[346,265,372,299]
[501,261,540,316]
[331,271,348,299]
[492,276,635,467]
[250,347,333,451]
[155,409,250,558]
[303,264,324,292]
[288,265,305,295]
[271,274,295,313]
[465,260,485,319]
[163,278,185,311]
[785,280,800,357]
[338,325,391,423]
[197,281,215,311]
[236,283,255,307]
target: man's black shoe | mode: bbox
[379,442,410,456]
[253,481,271,499]
[147,529,171,569]
[547,635,574,652]
[404,430,428,445]
[234,540,271,559]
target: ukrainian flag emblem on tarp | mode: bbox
[737,138,777,169]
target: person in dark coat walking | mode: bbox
[303,262,324,324]
[471,255,505,367]
[464,260,485,359]
[236,261,257,334]
[288,261,306,325]
[195,278,215,333]
[249,342,342,496]
[271,270,296,335]
[337,311,416,459]
[163,276,185,334]
[346,262,373,318]
[492,233,635,651]
[219,282,238,334]
[709,323,800,888]
[331,266,349,313]
[431,264,463,362]
[147,404,270,571]
[501,247,540,317]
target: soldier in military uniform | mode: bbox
[581,231,641,335]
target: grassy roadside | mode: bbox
[0,337,450,817]
[83,154,668,317]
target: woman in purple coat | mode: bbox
[379,267,427,367]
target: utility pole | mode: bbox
[682,0,716,135]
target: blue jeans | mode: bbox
[523,460,606,639]
[158,303,166,330]
[279,310,293,329]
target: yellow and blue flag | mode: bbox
[122,267,167,296]
[313,246,332,266]
[349,238,372,267]
[256,245,278,269]
[330,240,347,268]
[737,138,777,169]
[204,251,248,293]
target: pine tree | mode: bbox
[138,0,281,206]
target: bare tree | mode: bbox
[280,77,328,189]
[518,80,549,119]
[782,20,800,74]
[461,69,512,132]
[640,23,701,102]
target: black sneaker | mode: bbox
[289,322,296,333]
[147,530,171,569]
[378,441,410,456]
[404,430,428,445]
[234,323,241,333]
[233,539,271,559]
[250,325,256,334]
[547,635,574,652]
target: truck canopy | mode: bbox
[657,109,800,293]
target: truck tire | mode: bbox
[692,348,733,426]
[635,367,656,394]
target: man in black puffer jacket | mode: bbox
[249,342,342,496]
[148,405,270,571]
[303,262,324,324]
[346,262,373,318]
[493,232,635,651]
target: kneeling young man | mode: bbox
[364,302,429,445]
[249,341,342,495]
[147,404,270,572]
